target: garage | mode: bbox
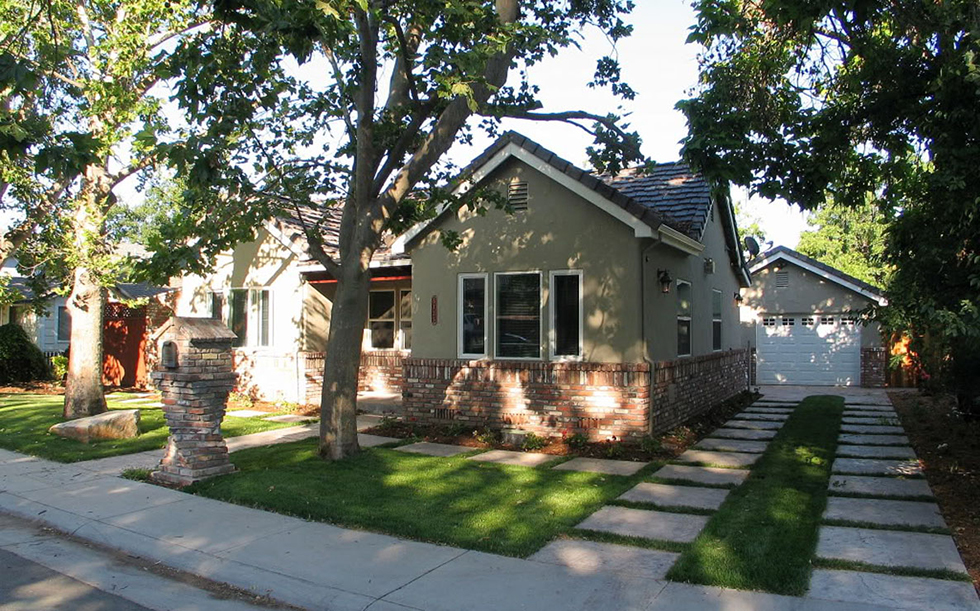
[756,314,861,385]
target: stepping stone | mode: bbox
[824,497,947,529]
[829,475,934,499]
[358,434,399,448]
[808,569,980,611]
[619,482,730,510]
[694,438,768,453]
[469,450,553,467]
[225,409,268,418]
[552,457,646,476]
[841,424,905,435]
[710,427,777,440]
[753,401,798,407]
[837,445,916,459]
[842,416,900,426]
[734,412,789,421]
[529,539,679,580]
[833,458,922,476]
[743,407,794,414]
[651,464,749,486]
[263,414,315,423]
[394,442,471,457]
[674,450,759,468]
[843,410,898,418]
[839,434,909,446]
[722,419,783,430]
[816,526,968,573]
[842,404,895,412]
[576,506,708,543]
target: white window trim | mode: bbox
[711,288,722,352]
[494,270,543,361]
[677,279,692,357]
[367,289,397,351]
[549,270,584,361]
[398,289,412,351]
[251,288,273,348]
[458,273,488,359]
[209,288,273,348]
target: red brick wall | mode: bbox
[303,350,408,405]
[650,350,750,434]
[861,347,887,388]
[402,359,651,440]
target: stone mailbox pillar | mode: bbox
[149,317,238,487]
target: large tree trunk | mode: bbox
[318,264,371,459]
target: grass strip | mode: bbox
[569,529,689,554]
[812,558,972,582]
[820,518,951,535]
[666,395,844,596]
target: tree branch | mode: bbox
[383,18,421,110]
[479,107,631,140]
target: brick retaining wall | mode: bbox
[303,350,408,405]
[861,347,888,388]
[650,350,750,434]
[402,359,651,440]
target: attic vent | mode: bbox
[775,271,789,288]
[508,181,529,211]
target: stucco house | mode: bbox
[176,131,754,438]
[740,245,888,387]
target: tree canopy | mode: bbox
[796,199,890,287]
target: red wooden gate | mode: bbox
[103,303,148,387]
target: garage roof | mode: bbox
[749,246,886,305]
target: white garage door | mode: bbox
[757,314,860,386]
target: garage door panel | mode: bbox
[757,314,860,386]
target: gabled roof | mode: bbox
[749,245,886,305]
[602,164,713,241]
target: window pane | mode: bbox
[712,290,722,318]
[554,274,580,356]
[399,290,412,319]
[258,290,270,346]
[370,321,395,349]
[713,320,722,351]
[57,307,71,341]
[496,273,540,358]
[461,277,485,355]
[677,282,692,316]
[229,289,247,347]
[400,322,412,351]
[369,291,395,320]
[678,319,691,355]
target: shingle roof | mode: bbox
[113,283,176,301]
[749,245,884,297]
[601,164,713,240]
[272,205,405,266]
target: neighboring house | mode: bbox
[179,131,755,439]
[740,245,888,387]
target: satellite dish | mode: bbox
[744,236,761,257]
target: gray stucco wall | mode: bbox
[740,261,883,349]
[408,157,645,363]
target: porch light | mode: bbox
[657,269,673,294]
[734,292,743,303]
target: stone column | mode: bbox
[149,317,238,487]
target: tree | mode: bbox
[679,0,980,412]
[733,201,767,252]
[151,0,644,459]
[1,0,201,418]
[796,199,891,287]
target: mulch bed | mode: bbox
[363,390,760,463]
[890,390,980,594]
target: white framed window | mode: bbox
[458,274,488,358]
[495,271,542,360]
[820,315,835,326]
[399,289,412,350]
[57,306,71,342]
[762,316,777,327]
[677,279,692,357]
[711,289,722,351]
[549,270,583,360]
[802,316,815,326]
[368,290,396,349]
[210,289,272,347]
[782,317,795,326]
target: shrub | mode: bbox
[565,432,589,449]
[446,421,470,437]
[640,435,662,454]
[522,432,547,451]
[51,354,68,381]
[473,428,499,445]
[229,390,254,409]
[0,323,50,384]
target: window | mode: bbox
[210,292,225,320]
[458,274,487,358]
[842,315,858,326]
[57,306,71,341]
[496,272,541,359]
[368,290,396,349]
[677,280,692,356]
[820,315,835,326]
[399,290,412,350]
[711,289,722,351]
[801,316,815,326]
[782,317,795,326]
[762,316,777,327]
[550,271,582,359]
[215,289,271,347]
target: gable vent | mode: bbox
[775,271,789,288]
[508,181,529,211]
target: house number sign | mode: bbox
[431,296,438,325]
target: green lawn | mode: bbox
[188,440,657,557]
[666,396,844,596]
[0,392,299,463]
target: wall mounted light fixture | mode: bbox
[657,269,673,294]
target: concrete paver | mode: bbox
[552,457,647,476]
[652,464,749,486]
[808,569,980,611]
[393,442,473,457]
[694,438,769,453]
[833,458,923,477]
[358,433,399,447]
[468,450,553,467]
[824,497,947,529]
[843,416,900,426]
[709,427,777,440]
[734,412,789,421]
[15,477,187,521]
[618,482,730,510]
[674,450,759,468]
[225,423,318,452]
[837,445,916,459]
[829,475,934,499]
[262,414,315,423]
[224,410,267,418]
[841,425,906,435]
[722,419,784,430]
[817,526,968,573]
[575,506,708,543]
[839,434,910,446]
[843,404,897,412]
[744,406,794,414]
[529,539,679,580]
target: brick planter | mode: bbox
[302,350,408,405]
[650,349,750,434]
[402,359,651,440]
